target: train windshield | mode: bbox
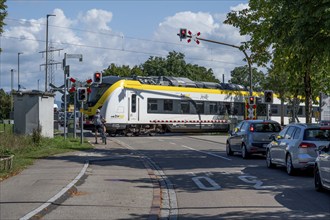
[87,84,111,107]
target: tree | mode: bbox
[103,51,219,83]
[228,65,265,91]
[0,0,7,52]
[225,0,330,123]
[0,89,11,120]
[103,63,132,77]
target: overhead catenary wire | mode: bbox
[3,17,246,65]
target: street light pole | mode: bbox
[185,35,253,96]
[17,52,23,91]
[11,69,14,110]
[45,14,56,92]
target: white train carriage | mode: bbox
[99,78,234,136]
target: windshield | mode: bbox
[253,123,281,132]
[87,84,111,107]
[303,128,330,141]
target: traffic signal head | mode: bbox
[249,96,256,105]
[77,87,87,102]
[93,72,102,84]
[264,90,273,104]
[179,28,187,40]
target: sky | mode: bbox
[0,0,249,100]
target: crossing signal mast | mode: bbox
[93,72,102,84]
[177,28,257,120]
[77,87,87,102]
[249,96,256,105]
[179,28,187,41]
[264,90,273,104]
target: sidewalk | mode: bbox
[0,137,158,220]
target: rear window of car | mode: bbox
[303,128,330,141]
[253,123,281,132]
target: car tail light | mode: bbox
[299,142,316,148]
[250,125,254,132]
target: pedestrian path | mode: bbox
[0,138,158,220]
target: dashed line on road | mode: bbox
[181,145,232,161]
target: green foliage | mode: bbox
[103,51,219,83]
[0,89,11,120]
[0,133,92,179]
[228,65,265,91]
[31,126,42,145]
[224,0,330,123]
[0,0,7,52]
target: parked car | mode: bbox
[266,123,330,175]
[226,120,281,159]
[314,144,330,192]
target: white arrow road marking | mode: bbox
[192,176,221,190]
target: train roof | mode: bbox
[101,75,249,92]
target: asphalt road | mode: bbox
[114,134,330,219]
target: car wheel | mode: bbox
[266,150,276,168]
[226,142,234,156]
[286,154,296,175]
[314,166,324,192]
[241,144,249,159]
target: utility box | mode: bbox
[13,91,55,138]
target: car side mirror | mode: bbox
[318,145,330,153]
[270,134,277,141]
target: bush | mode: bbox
[0,132,92,180]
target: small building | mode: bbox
[13,91,55,138]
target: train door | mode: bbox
[128,93,139,122]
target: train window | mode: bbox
[148,99,158,112]
[297,106,304,116]
[209,102,218,114]
[233,102,244,116]
[196,102,204,114]
[181,101,190,114]
[271,105,279,115]
[131,94,137,113]
[257,103,267,116]
[164,100,173,112]
[219,102,230,115]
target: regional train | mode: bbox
[82,75,319,136]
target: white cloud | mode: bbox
[1,5,249,97]
[230,3,249,11]
[153,10,247,83]
[78,9,113,31]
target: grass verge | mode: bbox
[0,132,93,181]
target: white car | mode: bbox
[315,144,330,191]
[266,123,330,175]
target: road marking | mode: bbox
[192,176,221,190]
[181,145,231,161]
[238,175,276,190]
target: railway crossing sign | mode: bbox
[248,107,255,119]
[245,98,257,120]
[49,83,65,94]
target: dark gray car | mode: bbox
[226,120,281,159]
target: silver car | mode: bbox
[226,120,281,159]
[314,144,330,191]
[266,123,330,175]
